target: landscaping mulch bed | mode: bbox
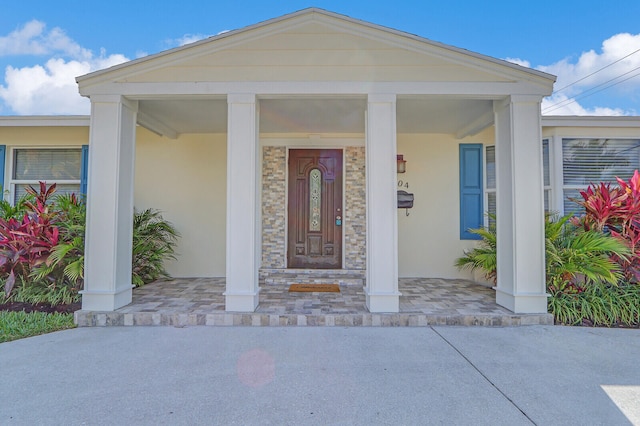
[0,301,80,314]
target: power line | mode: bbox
[543,64,640,112]
[542,45,640,113]
[543,67,640,114]
[552,47,640,94]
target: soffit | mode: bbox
[137,97,493,135]
[139,99,227,134]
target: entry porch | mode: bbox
[75,278,553,327]
[76,9,555,316]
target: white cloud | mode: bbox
[538,32,640,115]
[0,20,91,60]
[0,53,128,115]
[0,59,89,114]
[166,33,210,48]
[541,93,627,116]
[0,21,128,115]
[504,57,531,68]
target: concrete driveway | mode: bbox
[1,326,638,425]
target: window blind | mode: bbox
[13,149,81,181]
[562,138,640,214]
[562,138,640,185]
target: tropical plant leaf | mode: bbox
[4,270,15,297]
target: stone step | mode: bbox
[75,311,554,327]
[264,276,364,286]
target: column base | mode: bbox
[224,291,260,312]
[365,288,401,313]
[496,289,549,314]
[80,286,133,311]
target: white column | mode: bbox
[224,93,260,311]
[365,94,400,312]
[81,95,137,311]
[493,95,548,313]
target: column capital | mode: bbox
[227,93,256,104]
[367,93,397,104]
[89,95,138,111]
[494,95,543,112]
[509,94,544,104]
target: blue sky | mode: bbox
[1,0,640,115]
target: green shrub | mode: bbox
[0,183,61,298]
[549,283,640,327]
[545,215,629,292]
[132,209,179,287]
[11,276,79,305]
[456,214,628,290]
[30,193,86,291]
[1,183,179,305]
[0,192,34,220]
[454,218,497,283]
[456,213,638,326]
[572,170,640,283]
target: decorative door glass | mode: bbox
[309,168,321,231]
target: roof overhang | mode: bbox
[542,116,640,128]
[0,116,90,127]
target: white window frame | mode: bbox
[484,140,552,225]
[542,139,552,214]
[550,135,565,215]
[7,146,82,204]
[484,145,496,227]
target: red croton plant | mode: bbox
[0,182,59,297]
[572,170,640,283]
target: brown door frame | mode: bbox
[286,148,344,269]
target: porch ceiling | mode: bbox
[137,97,494,136]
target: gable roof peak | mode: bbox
[76,7,555,87]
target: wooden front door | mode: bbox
[287,149,343,269]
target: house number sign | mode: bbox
[397,180,412,216]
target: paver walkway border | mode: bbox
[75,278,553,327]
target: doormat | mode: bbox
[289,284,340,293]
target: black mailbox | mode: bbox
[397,190,414,209]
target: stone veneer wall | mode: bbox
[261,145,366,270]
[344,146,366,270]
[261,146,287,269]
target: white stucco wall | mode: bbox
[0,126,89,147]
[0,125,228,278]
[134,129,227,277]
[396,129,494,279]
[0,124,495,281]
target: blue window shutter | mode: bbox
[80,145,89,197]
[459,144,483,240]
